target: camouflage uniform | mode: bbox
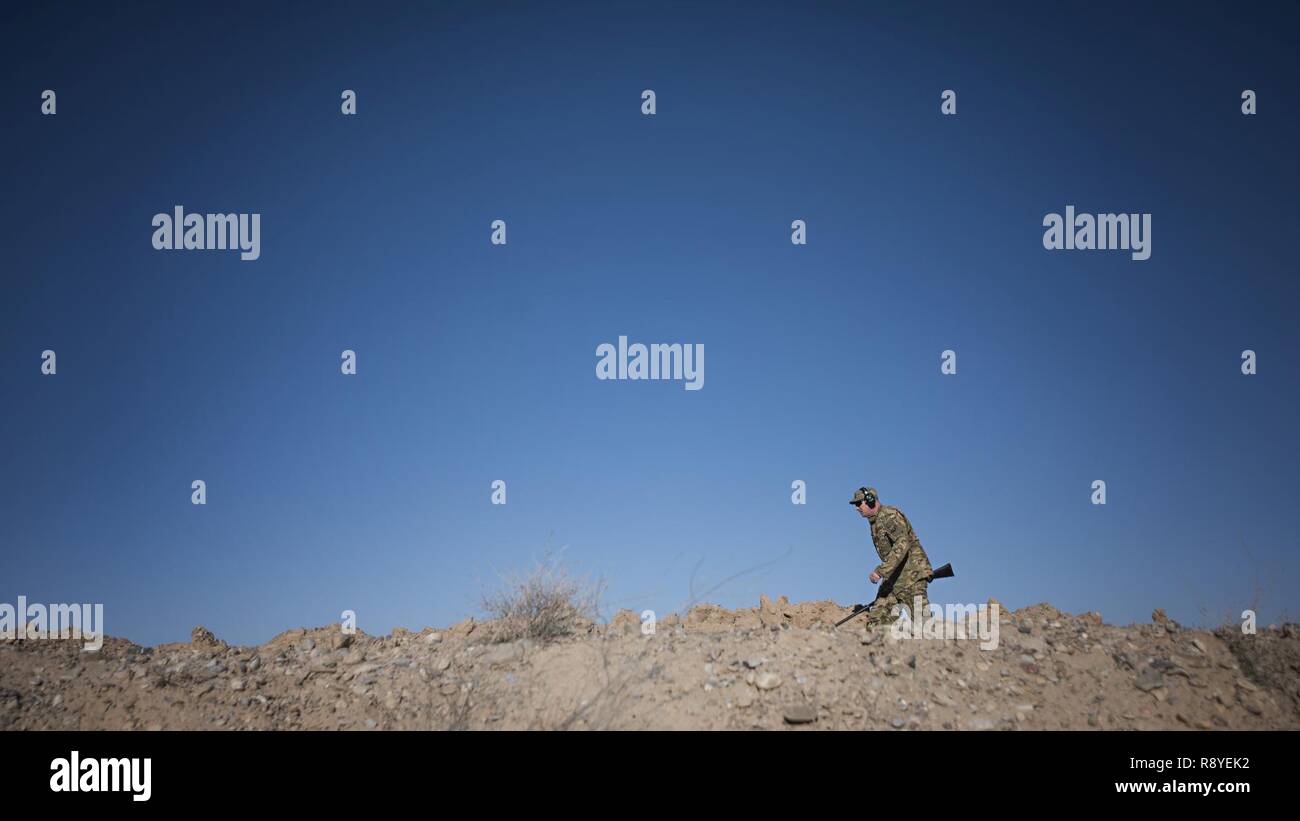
[852,487,933,627]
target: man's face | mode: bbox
[856,499,880,519]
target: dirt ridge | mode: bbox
[4,599,1297,730]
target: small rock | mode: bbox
[784,704,818,724]
[754,672,782,691]
[1134,667,1164,692]
[191,626,223,647]
[230,678,246,691]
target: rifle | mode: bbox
[834,563,955,627]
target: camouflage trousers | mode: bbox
[862,581,929,627]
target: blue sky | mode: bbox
[3,1,1297,645]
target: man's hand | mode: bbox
[869,571,881,584]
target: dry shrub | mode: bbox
[482,550,602,643]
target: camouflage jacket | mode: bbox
[869,504,933,588]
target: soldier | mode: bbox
[849,486,934,627]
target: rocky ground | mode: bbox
[3,598,1297,730]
